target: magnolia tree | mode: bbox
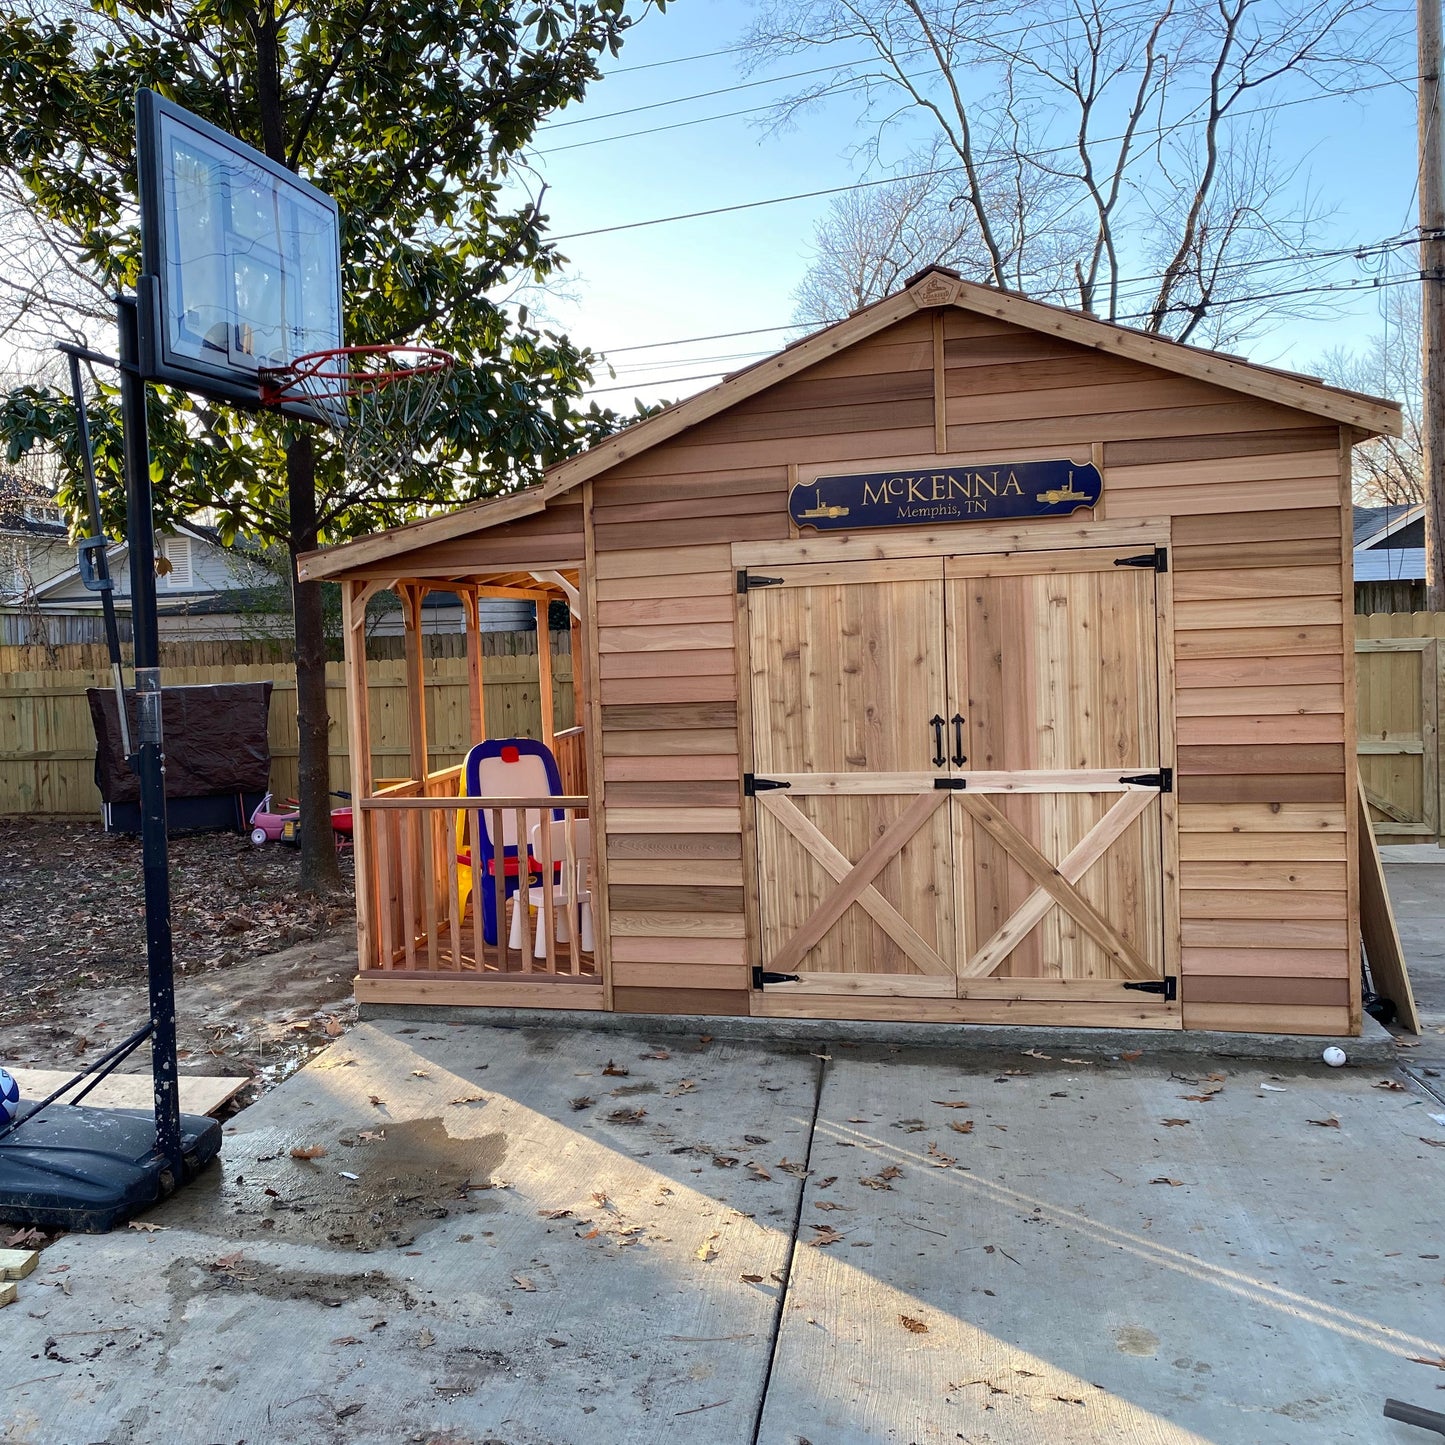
[0,0,667,888]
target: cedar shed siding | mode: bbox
[585,304,1358,1034]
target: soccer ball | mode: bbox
[0,1068,19,1126]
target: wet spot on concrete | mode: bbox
[157,1116,508,1250]
[1115,1324,1159,1356]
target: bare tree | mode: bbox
[749,0,1404,345]
[1318,289,1423,505]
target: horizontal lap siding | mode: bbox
[579,307,1354,1034]
[1169,486,1353,1036]
[593,542,750,1010]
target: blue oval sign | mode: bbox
[789,459,1102,532]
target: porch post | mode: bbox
[341,579,375,972]
[462,587,486,743]
[536,594,555,747]
[401,581,429,782]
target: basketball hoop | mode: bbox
[260,344,455,487]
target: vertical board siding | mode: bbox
[0,645,575,814]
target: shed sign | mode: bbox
[789,459,1102,532]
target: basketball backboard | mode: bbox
[135,89,343,419]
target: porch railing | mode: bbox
[358,792,593,979]
[553,725,587,801]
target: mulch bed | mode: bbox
[0,818,353,1028]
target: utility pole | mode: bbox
[1421,0,1445,609]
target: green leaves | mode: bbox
[0,0,658,548]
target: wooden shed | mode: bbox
[298,267,1402,1038]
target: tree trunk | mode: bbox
[287,432,341,893]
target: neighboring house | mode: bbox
[14,521,282,644]
[1353,502,1425,613]
[0,496,71,593]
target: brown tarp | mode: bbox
[87,682,274,804]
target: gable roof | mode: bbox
[299,267,1403,582]
[1352,501,1423,550]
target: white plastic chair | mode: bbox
[507,817,594,959]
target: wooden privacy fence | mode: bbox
[0,635,575,816]
[1355,613,1444,843]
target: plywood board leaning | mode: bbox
[1355,773,1420,1033]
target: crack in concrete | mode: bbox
[749,1044,829,1445]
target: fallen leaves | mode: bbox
[448,1092,485,1106]
[639,1049,670,1061]
[1372,1079,1407,1092]
[1160,1119,1191,1127]
[1120,1050,1143,1062]
[127,1221,164,1232]
[933,1100,971,1109]
[570,1096,594,1111]
[511,1275,537,1292]
[368,1094,385,1108]
[926,1142,957,1168]
[900,1315,929,1334]
[1308,1115,1342,1129]
[860,1165,904,1191]
[947,1120,975,1135]
[323,1016,343,1037]
[602,1061,629,1077]
[410,1069,430,1080]
[1149,1177,1184,1187]
[607,1107,647,1125]
[807,1225,844,1248]
[696,1234,720,1263]
[289,1144,327,1160]
[416,1328,436,1349]
[1407,1354,1445,1370]
[740,1273,764,1284]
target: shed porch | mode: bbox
[338,566,603,1010]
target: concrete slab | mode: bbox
[0,1022,816,1445]
[8,1069,248,1115]
[758,1051,1445,1444]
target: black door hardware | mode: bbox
[929,715,946,767]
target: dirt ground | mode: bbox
[0,817,358,1100]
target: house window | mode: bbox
[24,504,62,524]
[158,535,193,588]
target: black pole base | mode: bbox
[0,1106,222,1233]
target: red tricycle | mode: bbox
[248,791,354,851]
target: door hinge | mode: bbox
[753,966,801,989]
[1120,767,1172,792]
[1123,976,1178,1001]
[933,777,967,789]
[738,570,784,592]
[1113,547,1168,572]
[743,774,792,796]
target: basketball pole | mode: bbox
[117,294,184,1180]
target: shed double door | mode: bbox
[745,547,1170,1005]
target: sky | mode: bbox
[523,1,1422,413]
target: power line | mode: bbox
[584,272,1424,396]
[590,232,1424,356]
[549,77,1415,241]
[544,0,1172,133]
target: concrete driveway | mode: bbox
[0,1020,1441,1445]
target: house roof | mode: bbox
[1352,501,1423,550]
[298,267,1404,582]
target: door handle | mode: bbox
[951,714,967,767]
[929,715,946,768]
